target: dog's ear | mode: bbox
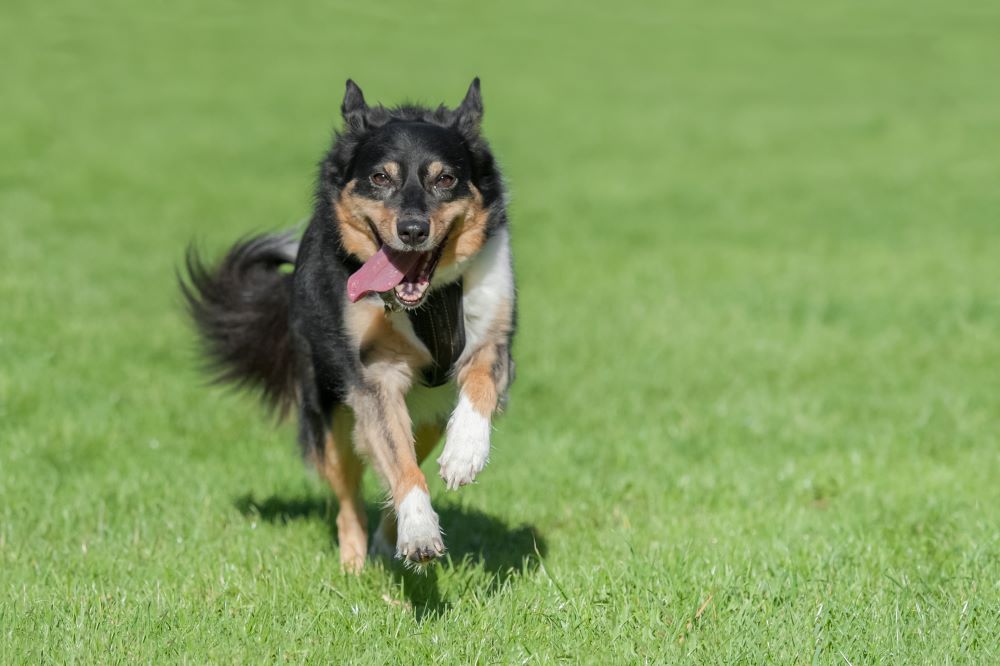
[454,77,483,136]
[341,79,369,131]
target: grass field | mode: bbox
[2,0,1000,662]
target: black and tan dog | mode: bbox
[181,79,515,571]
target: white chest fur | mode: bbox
[456,227,514,365]
[388,227,513,423]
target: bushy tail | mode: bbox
[179,232,299,416]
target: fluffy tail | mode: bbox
[179,232,299,416]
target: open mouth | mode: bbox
[346,240,445,309]
[391,245,443,307]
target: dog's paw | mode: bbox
[437,439,489,490]
[395,488,445,564]
[340,549,366,574]
[437,395,491,490]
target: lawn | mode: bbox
[2,0,999,662]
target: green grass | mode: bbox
[2,0,999,662]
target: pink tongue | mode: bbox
[347,247,422,302]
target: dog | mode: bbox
[181,79,515,571]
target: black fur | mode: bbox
[180,232,299,416]
[181,79,511,461]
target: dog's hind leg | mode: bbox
[371,420,444,559]
[316,406,368,573]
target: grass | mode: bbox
[2,0,999,662]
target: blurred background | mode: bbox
[2,0,998,661]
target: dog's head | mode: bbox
[323,79,504,309]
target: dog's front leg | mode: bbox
[348,369,443,564]
[438,322,514,490]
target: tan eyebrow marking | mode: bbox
[426,161,444,179]
[382,162,400,179]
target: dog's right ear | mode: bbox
[341,79,369,130]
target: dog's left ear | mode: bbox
[455,77,483,136]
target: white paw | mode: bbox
[395,488,444,564]
[437,395,491,490]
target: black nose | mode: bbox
[397,219,430,247]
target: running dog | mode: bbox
[181,79,515,571]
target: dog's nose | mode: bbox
[397,219,430,247]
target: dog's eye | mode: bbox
[435,174,456,189]
[370,172,391,187]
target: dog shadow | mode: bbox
[234,492,547,619]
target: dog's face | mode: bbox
[332,81,493,309]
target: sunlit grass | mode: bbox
[1,0,998,661]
